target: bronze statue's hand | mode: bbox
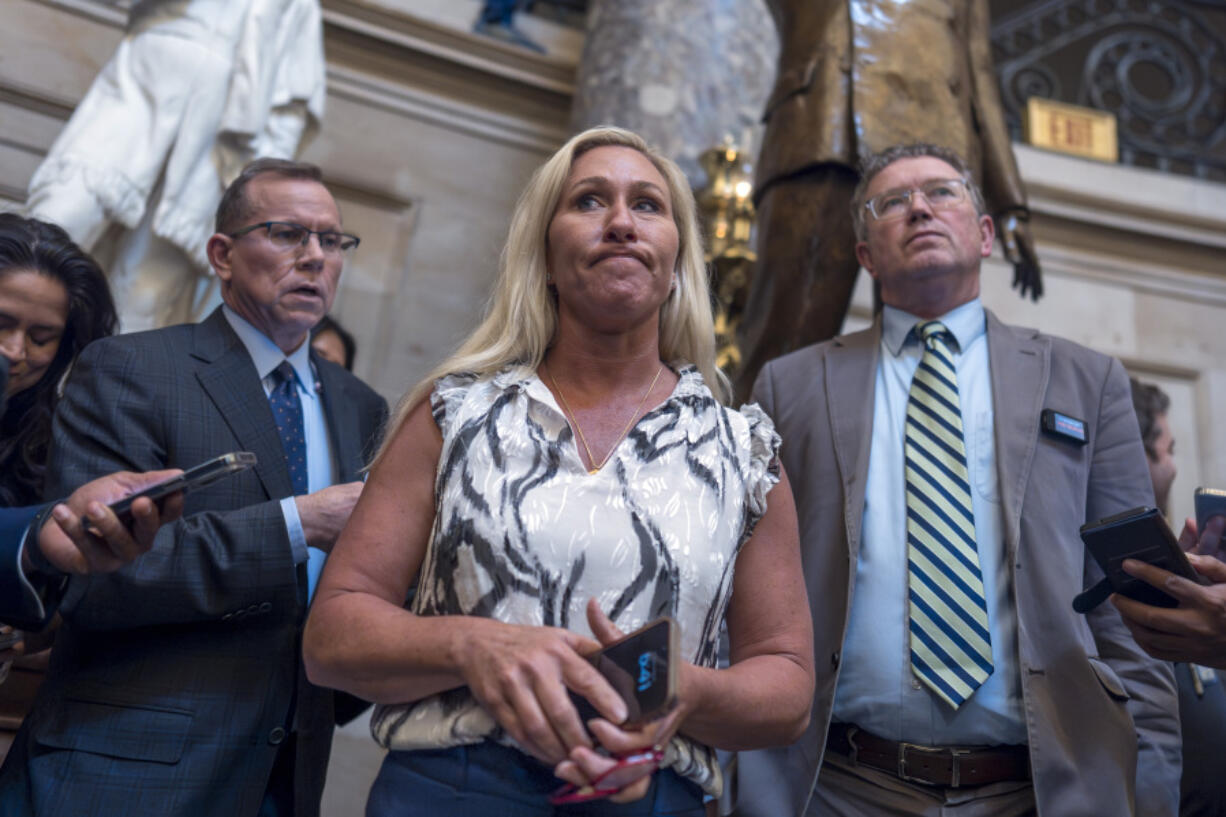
[997,210,1043,301]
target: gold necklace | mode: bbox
[546,363,664,475]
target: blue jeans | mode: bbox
[367,743,706,817]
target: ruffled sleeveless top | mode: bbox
[371,364,780,797]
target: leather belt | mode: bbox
[825,722,1030,788]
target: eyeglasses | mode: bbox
[864,178,970,222]
[548,746,664,805]
[229,221,360,255]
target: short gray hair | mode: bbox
[850,143,987,241]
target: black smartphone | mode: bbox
[569,617,679,729]
[1080,506,1202,608]
[1194,488,1226,550]
[106,452,258,521]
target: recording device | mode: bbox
[570,617,679,729]
[1074,506,1203,613]
[106,452,257,521]
[1195,488,1226,551]
[0,355,10,416]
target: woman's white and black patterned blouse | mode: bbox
[371,363,781,797]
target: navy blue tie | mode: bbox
[269,361,308,495]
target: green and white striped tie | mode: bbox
[905,321,993,708]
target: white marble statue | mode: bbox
[26,0,326,332]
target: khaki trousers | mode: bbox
[807,751,1036,817]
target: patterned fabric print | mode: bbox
[269,361,308,495]
[371,365,780,797]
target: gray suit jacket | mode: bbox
[735,310,1180,817]
[0,308,387,817]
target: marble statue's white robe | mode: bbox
[27,0,326,331]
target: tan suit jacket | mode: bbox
[758,0,1025,212]
[735,310,1181,816]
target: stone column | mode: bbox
[571,0,778,185]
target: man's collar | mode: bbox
[881,298,986,356]
[221,305,314,394]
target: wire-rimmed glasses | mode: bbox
[229,221,360,255]
[864,178,970,222]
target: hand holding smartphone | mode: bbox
[1194,488,1226,558]
[1077,506,1204,612]
[106,452,257,522]
[569,617,679,729]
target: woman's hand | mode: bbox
[552,600,693,803]
[453,618,629,766]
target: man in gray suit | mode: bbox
[0,159,387,816]
[735,144,1180,816]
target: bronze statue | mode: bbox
[734,0,1041,399]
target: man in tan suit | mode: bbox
[734,144,1179,816]
[734,0,1040,400]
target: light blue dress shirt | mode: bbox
[832,299,1027,745]
[223,307,335,601]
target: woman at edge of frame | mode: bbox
[0,214,118,507]
[303,125,815,815]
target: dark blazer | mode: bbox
[0,308,387,817]
[734,310,1181,817]
[0,505,63,630]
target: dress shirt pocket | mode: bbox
[972,411,1001,503]
[34,696,194,763]
[1087,657,1131,702]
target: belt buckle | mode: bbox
[897,742,971,787]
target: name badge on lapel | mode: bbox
[1041,409,1087,445]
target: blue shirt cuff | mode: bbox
[279,499,326,603]
[280,497,308,565]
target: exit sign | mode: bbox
[1024,97,1118,162]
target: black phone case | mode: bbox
[568,618,677,728]
[1080,506,1198,608]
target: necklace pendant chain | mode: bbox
[547,363,665,475]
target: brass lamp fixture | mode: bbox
[696,137,756,374]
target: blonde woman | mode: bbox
[304,127,814,816]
